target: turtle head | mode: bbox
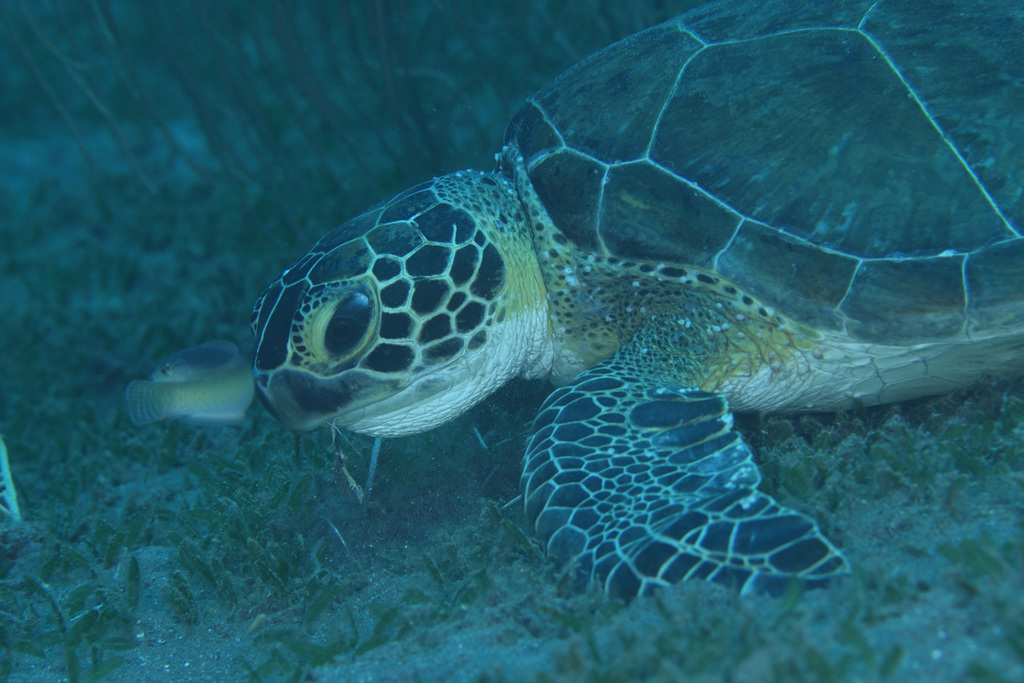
[251,172,551,437]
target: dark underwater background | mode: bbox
[1,1,1022,681]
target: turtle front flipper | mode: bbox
[522,344,849,599]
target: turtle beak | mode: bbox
[254,367,352,432]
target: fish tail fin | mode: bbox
[125,380,167,425]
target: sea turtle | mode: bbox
[250,0,1024,599]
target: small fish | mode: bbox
[125,340,254,426]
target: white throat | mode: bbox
[345,307,553,437]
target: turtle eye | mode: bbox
[324,292,372,356]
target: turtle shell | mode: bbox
[505,0,1024,345]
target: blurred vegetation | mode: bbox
[2,0,698,247]
[0,0,1022,681]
